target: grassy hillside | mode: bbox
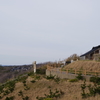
[1,61,100,100]
[0,71,100,100]
[64,60,100,71]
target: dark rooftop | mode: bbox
[80,45,100,57]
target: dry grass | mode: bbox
[64,60,100,71]
[1,75,100,100]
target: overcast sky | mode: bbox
[0,0,100,65]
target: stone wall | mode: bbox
[46,69,92,81]
[94,54,100,61]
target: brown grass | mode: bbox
[64,60,100,71]
[1,75,100,100]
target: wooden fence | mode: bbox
[63,69,100,76]
[47,66,100,76]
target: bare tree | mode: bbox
[65,54,80,62]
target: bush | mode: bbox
[35,75,40,80]
[28,72,34,76]
[76,73,83,80]
[46,74,55,80]
[18,90,23,97]
[36,89,64,100]
[23,80,26,84]
[0,85,4,93]
[5,96,14,100]
[31,80,36,83]
[17,76,28,82]
[69,79,78,82]
[81,77,100,99]
[0,96,2,99]
[54,77,60,84]
[23,96,29,100]
[24,86,30,91]
[90,76,100,85]
[3,90,10,95]
[4,80,16,89]
[36,69,46,75]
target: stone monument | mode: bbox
[33,61,36,73]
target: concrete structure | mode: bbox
[33,61,36,73]
[46,69,93,81]
[71,59,74,63]
[80,45,100,60]
[94,54,100,61]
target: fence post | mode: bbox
[66,69,68,74]
[95,71,97,76]
[84,69,86,75]
[60,69,62,73]
[75,69,76,75]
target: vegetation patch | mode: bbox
[46,74,55,80]
[76,73,83,80]
[90,75,100,85]
[36,88,64,100]
[31,80,36,83]
[69,79,78,82]
[28,72,34,77]
[17,76,28,82]
[81,76,100,99]
[5,96,14,100]
[54,77,60,84]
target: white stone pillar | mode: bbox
[33,61,36,73]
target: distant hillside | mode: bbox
[64,60,100,71]
[0,63,47,83]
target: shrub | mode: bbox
[36,88,64,100]
[9,87,14,93]
[0,96,2,99]
[23,80,26,84]
[18,90,23,97]
[24,86,30,91]
[46,74,55,80]
[36,69,46,75]
[81,77,100,99]
[0,85,4,93]
[23,96,29,100]
[69,79,78,82]
[31,80,36,83]
[4,80,16,89]
[48,86,51,88]
[90,76,100,85]
[35,75,40,80]
[28,72,34,76]
[54,77,60,84]
[81,80,88,98]
[17,76,28,82]
[23,83,26,86]
[3,90,10,95]
[5,96,14,100]
[76,73,83,80]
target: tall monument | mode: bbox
[33,61,36,73]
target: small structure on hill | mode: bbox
[33,61,36,73]
[80,45,100,61]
